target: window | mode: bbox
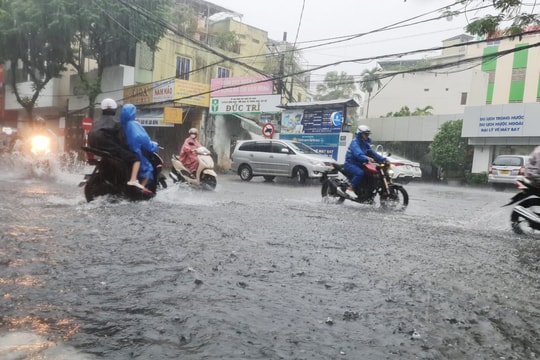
[217,67,230,78]
[176,56,190,80]
[460,92,467,105]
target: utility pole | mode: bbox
[278,32,287,98]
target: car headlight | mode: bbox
[309,159,325,166]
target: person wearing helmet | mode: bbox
[88,98,144,190]
[29,116,59,154]
[121,103,159,190]
[179,127,202,176]
[342,125,387,198]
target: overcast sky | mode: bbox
[210,0,495,83]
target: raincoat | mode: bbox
[120,104,158,181]
[179,136,201,173]
[343,135,386,187]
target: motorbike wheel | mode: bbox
[84,173,112,202]
[321,180,345,204]
[201,174,217,191]
[511,197,540,235]
[381,185,409,211]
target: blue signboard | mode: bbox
[279,133,340,160]
[301,107,344,134]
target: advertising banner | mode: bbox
[136,109,173,127]
[174,79,210,107]
[279,133,340,160]
[124,84,153,105]
[153,79,175,103]
[462,104,540,137]
[209,95,281,114]
[210,75,274,97]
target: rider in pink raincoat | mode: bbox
[179,127,201,175]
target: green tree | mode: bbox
[0,0,73,123]
[359,67,381,119]
[68,0,172,118]
[442,1,539,37]
[429,120,467,178]
[412,105,433,116]
[314,71,358,101]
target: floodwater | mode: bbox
[0,153,539,359]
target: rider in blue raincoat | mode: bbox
[120,104,158,189]
[343,125,386,198]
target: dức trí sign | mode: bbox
[462,104,540,138]
[209,95,281,114]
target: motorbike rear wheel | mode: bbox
[84,173,113,202]
[381,184,409,211]
[511,197,540,235]
[321,180,345,204]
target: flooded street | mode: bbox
[1,156,539,359]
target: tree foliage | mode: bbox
[0,0,73,121]
[359,67,381,119]
[0,0,173,119]
[314,71,358,101]
[429,120,467,177]
[455,0,539,36]
[385,105,434,117]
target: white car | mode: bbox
[387,154,422,184]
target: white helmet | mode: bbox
[356,125,371,135]
[100,98,117,110]
[188,128,198,135]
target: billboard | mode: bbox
[210,75,274,97]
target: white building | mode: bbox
[363,29,540,174]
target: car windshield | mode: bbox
[493,156,525,166]
[288,141,318,154]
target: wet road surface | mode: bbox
[0,157,539,359]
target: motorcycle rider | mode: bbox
[343,125,387,198]
[31,116,59,154]
[179,127,202,176]
[525,145,540,184]
[121,103,159,190]
[88,98,144,191]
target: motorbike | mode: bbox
[169,146,217,190]
[320,158,409,210]
[80,146,166,202]
[505,177,540,235]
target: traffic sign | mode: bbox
[81,117,93,131]
[262,123,275,138]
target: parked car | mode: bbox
[230,139,335,184]
[387,154,422,184]
[488,154,530,191]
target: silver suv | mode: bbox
[230,139,335,184]
[488,154,530,191]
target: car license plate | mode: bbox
[500,170,510,175]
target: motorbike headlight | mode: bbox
[387,168,395,177]
[31,135,50,153]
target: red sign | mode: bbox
[81,117,93,131]
[262,123,275,138]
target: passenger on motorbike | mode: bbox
[179,127,202,176]
[343,125,387,198]
[88,98,144,190]
[121,103,159,190]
